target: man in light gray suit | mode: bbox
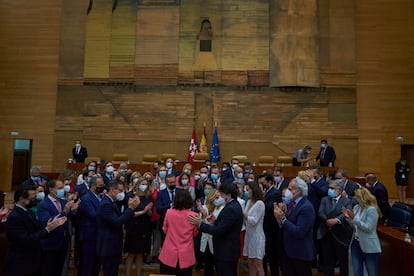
[317,179,353,276]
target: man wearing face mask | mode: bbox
[165,157,180,177]
[96,180,140,276]
[195,165,211,199]
[274,167,289,192]
[4,186,67,276]
[156,174,179,244]
[273,177,316,276]
[317,179,353,276]
[78,175,106,276]
[102,161,116,187]
[188,182,243,276]
[315,139,336,167]
[37,179,80,276]
[259,173,282,276]
[72,139,88,163]
[21,166,48,187]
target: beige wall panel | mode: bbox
[110,0,137,78]
[0,0,61,175]
[135,6,179,65]
[84,0,112,78]
[269,0,319,87]
[356,0,414,198]
[59,0,88,80]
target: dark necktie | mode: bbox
[287,201,296,218]
[321,148,326,160]
[170,190,175,202]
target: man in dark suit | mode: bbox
[4,186,67,276]
[156,174,178,244]
[274,167,289,191]
[259,173,282,276]
[188,182,243,276]
[96,180,140,276]
[37,179,80,276]
[366,173,391,221]
[72,140,88,163]
[274,177,316,276]
[165,157,180,177]
[21,166,48,187]
[315,139,336,167]
[335,168,360,198]
[317,179,353,276]
[102,161,116,187]
[77,175,106,276]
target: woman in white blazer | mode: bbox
[342,187,382,276]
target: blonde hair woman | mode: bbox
[342,187,382,276]
[196,188,224,276]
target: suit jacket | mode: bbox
[344,179,359,197]
[263,186,282,234]
[159,208,199,269]
[96,194,134,257]
[102,173,115,187]
[78,191,101,241]
[21,175,48,187]
[156,188,177,229]
[37,196,70,251]
[276,178,289,192]
[282,197,316,261]
[199,199,243,262]
[317,195,354,246]
[4,205,49,276]
[370,181,391,220]
[316,145,336,166]
[72,146,88,163]
[221,169,234,184]
[308,178,329,213]
[348,205,381,253]
[75,182,89,198]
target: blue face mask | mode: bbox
[204,189,211,196]
[321,143,326,149]
[244,191,251,199]
[282,197,291,205]
[327,188,336,198]
[211,173,218,181]
[214,196,226,206]
[159,171,167,178]
[56,188,65,199]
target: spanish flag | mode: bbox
[199,124,208,154]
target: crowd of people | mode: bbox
[0,149,400,276]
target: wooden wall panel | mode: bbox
[269,0,320,87]
[53,86,358,175]
[221,0,269,71]
[59,0,87,81]
[0,0,61,178]
[110,0,137,79]
[84,0,112,78]
[356,0,414,198]
[135,5,179,84]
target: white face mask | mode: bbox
[64,185,71,193]
[232,164,238,169]
[181,179,189,186]
[237,173,244,179]
[75,143,81,147]
[106,166,114,174]
[133,178,139,184]
[166,162,173,169]
[214,196,226,206]
[116,191,125,201]
[36,191,45,201]
[139,184,148,192]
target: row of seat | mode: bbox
[84,154,296,166]
[386,202,414,234]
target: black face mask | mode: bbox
[168,185,176,190]
[26,198,37,209]
[96,186,105,194]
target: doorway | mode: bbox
[12,139,32,188]
[400,145,414,198]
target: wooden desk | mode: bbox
[377,225,414,275]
